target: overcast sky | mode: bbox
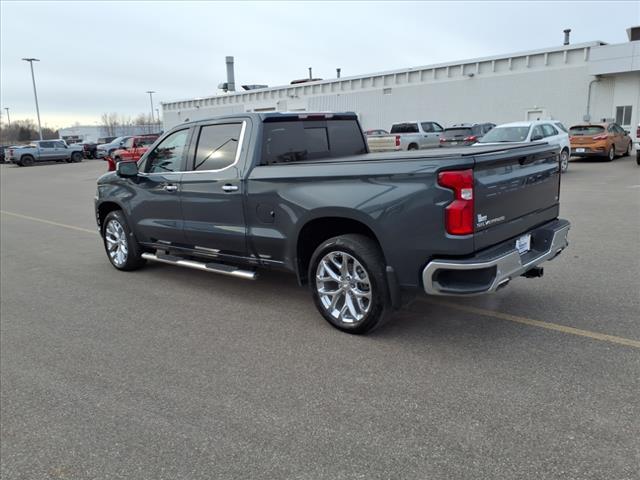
[1,0,638,128]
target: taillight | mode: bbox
[636,126,640,137]
[439,136,445,143]
[463,135,477,142]
[592,134,608,140]
[438,169,474,235]
[395,135,400,147]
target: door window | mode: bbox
[531,126,544,139]
[40,141,54,148]
[421,122,434,133]
[192,123,242,171]
[145,129,189,173]
[54,141,66,148]
[541,124,558,137]
[431,122,443,132]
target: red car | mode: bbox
[106,135,159,171]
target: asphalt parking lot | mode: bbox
[1,155,639,479]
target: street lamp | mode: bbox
[3,107,10,125]
[22,58,43,140]
[146,90,156,123]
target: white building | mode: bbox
[162,27,640,138]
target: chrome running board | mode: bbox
[141,253,257,280]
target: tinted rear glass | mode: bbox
[569,125,605,135]
[390,123,418,134]
[443,128,472,139]
[478,126,530,143]
[262,120,366,165]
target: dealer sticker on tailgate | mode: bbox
[516,234,531,255]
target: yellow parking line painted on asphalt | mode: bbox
[0,210,98,235]
[421,299,640,349]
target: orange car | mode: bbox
[569,122,633,161]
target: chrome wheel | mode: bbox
[315,251,372,325]
[560,150,569,172]
[105,219,128,267]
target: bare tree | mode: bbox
[100,112,120,137]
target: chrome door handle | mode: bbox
[222,184,239,192]
[163,184,178,192]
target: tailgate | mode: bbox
[473,144,561,250]
[366,135,399,152]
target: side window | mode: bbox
[54,141,66,148]
[431,122,443,132]
[531,126,544,139]
[40,141,53,148]
[124,138,135,148]
[421,122,434,133]
[145,129,189,173]
[192,123,242,171]
[542,124,558,137]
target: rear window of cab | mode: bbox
[569,125,605,136]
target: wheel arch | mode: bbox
[293,213,386,286]
[96,200,125,232]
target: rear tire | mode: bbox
[20,155,35,167]
[309,234,391,334]
[626,141,633,157]
[407,143,418,151]
[606,146,615,162]
[101,210,146,271]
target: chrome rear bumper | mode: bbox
[422,219,570,296]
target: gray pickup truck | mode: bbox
[95,112,570,334]
[6,140,83,166]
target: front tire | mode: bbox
[102,210,146,271]
[71,152,83,163]
[560,149,569,173]
[309,234,391,334]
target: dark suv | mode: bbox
[439,123,495,147]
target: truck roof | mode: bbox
[179,111,359,127]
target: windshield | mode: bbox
[569,125,605,136]
[136,137,157,147]
[478,126,530,143]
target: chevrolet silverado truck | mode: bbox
[7,140,83,166]
[95,112,570,334]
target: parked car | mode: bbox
[569,122,633,162]
[439,123,495,147]
[96,136,133,158]
[106,135,159,171]
[390,121,444,150]
[95,112,570,334]
[6,140,84,166]
[80,142,98,159]
[477,121,571,172]
[97,136,117,145]
[0,145,8,163]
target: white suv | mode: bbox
[477,120,571,172]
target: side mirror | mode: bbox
[531,134,544,141]
[116,161,138,178]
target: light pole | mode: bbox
[146,90,156,122]
[3,107,10,125]
[22,58,43,140]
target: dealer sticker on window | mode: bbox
[516,234,531,255]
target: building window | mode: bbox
[615,105,632,125]
[383,88,392,95]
